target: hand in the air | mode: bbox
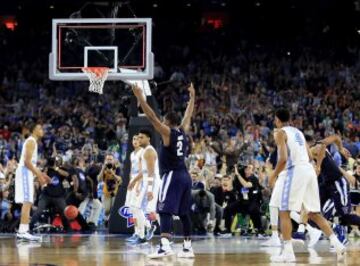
[132,84,144,99]
[188,82,195,98]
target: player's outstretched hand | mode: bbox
[188,82,195,98]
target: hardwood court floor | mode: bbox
[0,234,359,266]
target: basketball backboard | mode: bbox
[49,18,154,81]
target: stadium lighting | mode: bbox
[255,2,261,7]
[357,29,360,34]
[50,5,55,9]
[153,3,158,8]
[186,3,192,7]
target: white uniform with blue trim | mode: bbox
[15,136,38,204]
[269,126,320,212]
[131,145,160,212]
[125,148,143,207]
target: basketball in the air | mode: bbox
[64,205,78,220]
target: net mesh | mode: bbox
[82,67,110,94]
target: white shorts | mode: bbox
[127,178,160,213]
[146,178,160,213]
[15,166,34,204]
[269,164,320,213]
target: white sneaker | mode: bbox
[261,235,281,247]
[177,242,195,259]
[334,243,346,262]
[148,248,174,259]
[270,251,296,262]
[308,228,322,248]
[16,232,42,242]
[148,238,174,259]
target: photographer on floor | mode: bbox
[97,154,122,223]
[223,164,265,236]
[30,156,74,231]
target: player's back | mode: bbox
[159,128,187,175]
[281,126,309,169]
[319,147,343,185]
[141,145,160,178]
[18,136,38,167]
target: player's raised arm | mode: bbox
[180,82,195,133]
[319,134,350,159]
[132,84,170,138]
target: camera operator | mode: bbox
[191,182,222,235]
[30,156,74,231]
[223,164,265,236]
[191,171,224,236]
[97,154,122,220]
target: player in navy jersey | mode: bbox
[307,135,360,242]
[132,83,195,259]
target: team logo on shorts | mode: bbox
[118,206,134,228]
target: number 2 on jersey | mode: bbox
[176,136,184,156]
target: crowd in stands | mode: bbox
[1,23,360,236]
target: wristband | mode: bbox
[147,175,154,192]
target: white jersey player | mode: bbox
[128,129,160,244]
[269,108,345,262]
[125,135,143,242]
[15,123,50,241]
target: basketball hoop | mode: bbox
[82,67,110,94]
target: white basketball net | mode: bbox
[82,67,110,94]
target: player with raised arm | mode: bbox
[307,134,360,244]
[15,122,51,241]
[132,83,195,259]
[269,108,345,262]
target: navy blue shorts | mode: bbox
[157,169,192,216]
[322,177,352,220]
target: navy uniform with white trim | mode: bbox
[319,147,351,220]
[158,128,191,216]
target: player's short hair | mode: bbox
[139,129,152,140]
[26,121,39,133]
[275,108,290,123]
[164,111,181,126]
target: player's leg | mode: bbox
[131,186,147,243]
[290,207,322,247]
[304,173,345,260]
[16,170,41,241]
[149,171,179,258]
[145,178,160,240]
[271,167,300,262]
[262,176,283,246]
[177,175,194,258]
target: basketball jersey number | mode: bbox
[176,136,184,156]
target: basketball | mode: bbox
[64,205,78,220]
